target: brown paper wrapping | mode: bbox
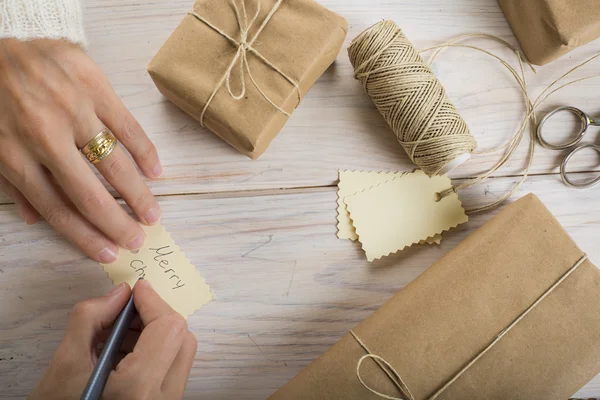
[270,194,600,399]
[148,0,347,159]
[498,0,600,65]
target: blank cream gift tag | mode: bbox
[344,170,468,261]
[101,224,214,318]
[337,170,406,240]
[337,170,441,245]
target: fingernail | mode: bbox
[107,282,126,296]
[151,163,163,178]
[98,247,118,263]
[143,207,161,225]
[140,279,152,289]
[127,234,145,250]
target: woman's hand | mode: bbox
[29,280,197,400]
[0,38,162,262]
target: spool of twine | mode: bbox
[349,20,600,213]
[348,20,477,176]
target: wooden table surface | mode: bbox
[2,0,600,398]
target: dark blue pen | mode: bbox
[81,280,139,400]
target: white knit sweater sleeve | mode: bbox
[0,0,86,46]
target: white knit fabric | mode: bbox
[0,0,86,46]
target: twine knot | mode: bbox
[189,0,301,127]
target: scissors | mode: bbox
[537,106,600,188]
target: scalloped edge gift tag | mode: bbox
[344,170,467,261]
[337,170,442,245]
[337,170,406,240]
[100,224,214,319]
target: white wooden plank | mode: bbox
[77,0,600,197]
[1,0,598,205]
[1,174,599,398]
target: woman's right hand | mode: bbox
[0,38,163,262]
[29,280,197,400]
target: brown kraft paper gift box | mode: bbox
[270,194,600,399]
[498,0,600,65]
[148,0,348,159]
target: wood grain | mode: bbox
[1,0,600,399]
[1,175,600,398]
[2,0,596,204]
[0,0,597,205]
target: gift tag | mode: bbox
[101,224,214,318]
[337,170,407,240]
[337,170,442,245]
[419,233,443,246]
[344,170,467,261]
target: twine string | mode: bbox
[422,40,536,213]
[349,21,600,214]
[351,254,588,400]
[188,0,301,127]
[351,330,415,400]
[434,48,600,213]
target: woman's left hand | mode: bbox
[0,38,163,262]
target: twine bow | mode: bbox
[351,331,415,400]
[351,254,588,400]
[188,0,301,127]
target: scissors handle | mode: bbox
[560,143,600,189]
[537,106,594,150]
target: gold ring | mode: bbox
[81,128,117,164]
